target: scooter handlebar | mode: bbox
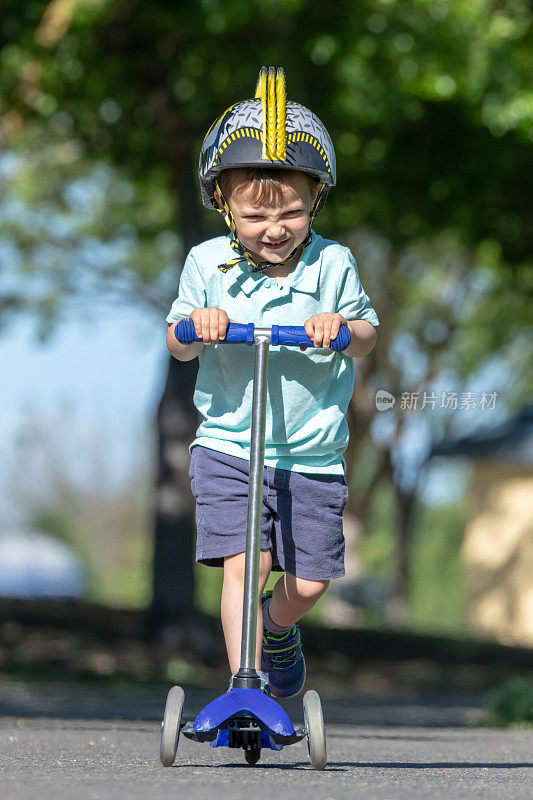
[174,318,351,351]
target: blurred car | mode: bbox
[0,529,87,599]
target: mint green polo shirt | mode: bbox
[166,231,379,474]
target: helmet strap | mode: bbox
[310,182,327,219]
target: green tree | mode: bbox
[1,0,531,627]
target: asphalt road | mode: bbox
[2,715,532,800]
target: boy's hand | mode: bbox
[302,312,348,349]
[190,307,230,344]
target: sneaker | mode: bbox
[261,591,306,699]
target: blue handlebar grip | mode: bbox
[174,318,255,345]
[271,324,351,351]
[329,325,351,351]
[174,318,200,344]
[225,322,255,345]
[174,318,351,350]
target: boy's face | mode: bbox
[222,172,317,265]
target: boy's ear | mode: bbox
[213,189,222,209]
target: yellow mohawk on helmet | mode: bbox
[255,66,286,161]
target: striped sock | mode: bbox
[262,599,292,636]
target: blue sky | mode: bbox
[1,307,167,524]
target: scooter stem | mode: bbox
[233,332,271,688]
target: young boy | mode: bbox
[166,68,379,699]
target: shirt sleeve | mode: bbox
[165,249,207,323]
[336,249,379,326]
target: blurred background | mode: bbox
[0,0,532,723]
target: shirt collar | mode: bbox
[223,231,322,297]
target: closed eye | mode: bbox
[243,208,304,221]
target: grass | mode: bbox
[409,500,468,634]
[483,678,533,728]
[359,484,468,634]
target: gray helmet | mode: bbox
[199,67,336,216]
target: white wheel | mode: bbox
[160,686,185,766]
[303,689,327,770]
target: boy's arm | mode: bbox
[166,307,231,361]
[303,312,377,357]
[331,248,379,357]
[344,318,377,358]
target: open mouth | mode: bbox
[261,239,290,250]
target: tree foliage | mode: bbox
[1,1,532,621]
[1,0,531,337]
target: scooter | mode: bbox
[160,319,351,769]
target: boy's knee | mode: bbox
[224,549,271,584]
[286,575,329,603]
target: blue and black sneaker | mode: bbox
[261,591,306,699]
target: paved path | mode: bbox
[0,679,483,727]
[0,680,531,799]
[1,716,532,800]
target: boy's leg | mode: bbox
[221,549,272,675]
[267,572,329,628]
[260,467,345,698]
[260,573,328,699]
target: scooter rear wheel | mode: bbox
[245,747,261,765]
[160,685,185,766]
[303,690,327,770]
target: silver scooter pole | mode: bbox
[232,329,271,688]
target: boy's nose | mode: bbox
[265,222,285,239]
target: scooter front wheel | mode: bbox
[160,685,185,766]
[303,690,327,770]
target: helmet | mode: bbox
[199,67,336,273]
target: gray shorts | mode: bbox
[189,445,347,580]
